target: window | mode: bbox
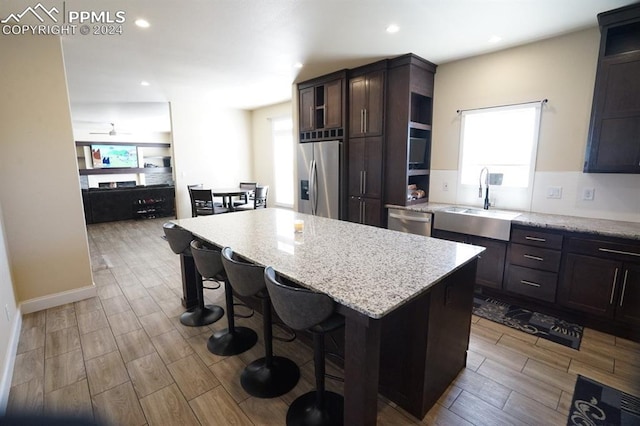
[457,102,542,210]
[272,117,294,207]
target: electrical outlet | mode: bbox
[4,304,10,322]
[583,187,595,201]
[546,186,562,199]
[442,182,449,192]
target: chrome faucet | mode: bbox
[479,167,490,210]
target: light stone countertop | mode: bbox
[173,208,484,319]
[387,203,640,241]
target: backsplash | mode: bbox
[429,170,640,223]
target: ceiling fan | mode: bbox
[89,122,131,136]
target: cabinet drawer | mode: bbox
[505,265,557,303]
[508,243,561,272]
[566,237,640,261]
[510,228,563,250]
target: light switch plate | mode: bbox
[547,186,562,199]
[583,187,595,201]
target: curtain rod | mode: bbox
[456,98,548,114]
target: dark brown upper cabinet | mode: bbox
[298,70,347,143]
[584,3,640,173]
[349,67,385,138]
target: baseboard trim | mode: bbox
[0,308,22,414]
[20,284,97,315]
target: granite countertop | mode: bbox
[173,208,484,319]
[386,202,640,241]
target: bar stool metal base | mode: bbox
[180,304,224,327]
[207,327,258,356]
[286,391,344,426]
[240,356,300,398]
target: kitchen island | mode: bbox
[173,208,483,424]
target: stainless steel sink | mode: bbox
[433,207,521,241]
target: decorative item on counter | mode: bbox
[294,219,304,233]
[407,184,425,200]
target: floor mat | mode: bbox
[473,296,583,350]
[567,375,640,425]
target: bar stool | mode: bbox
[162,222,224,327]
[264,266,345,426]
[221,247,300,398]
[190,240,258,356]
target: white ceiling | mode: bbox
[4,0,638,114]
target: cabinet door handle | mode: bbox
[360,109,364,133]
[598,248,640,258]
[359,200,364,223]
[363,171,367,194]
[525,236,546,242]
[359,171,364,194]
[309,107,313,128]
[620,269,629,307]
[523,254,544,261]
[520,280,541,288]
[610,267,619,305]
[364,108,368,133]
[362,201,366,223]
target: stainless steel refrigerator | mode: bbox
[297,140,342,219]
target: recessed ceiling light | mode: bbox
[488,35,502,43]
[293,62,304,69]
[140,81,150,86]
[135,19,150,28]
[386,24,400,34]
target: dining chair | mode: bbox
[253,185,268,209]
[238,185,268,210]
[189,188,229,216]
[233,182,257,208]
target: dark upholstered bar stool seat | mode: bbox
[163,222,224,327]
[221,247,300,398]
[264,267,345,426]
[190,240,258,356]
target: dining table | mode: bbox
[211,187,254,211]
[172,208,484,425]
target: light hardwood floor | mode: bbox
[7,218,640,425]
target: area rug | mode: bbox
[472,296,583,349]
[567,375,640,426]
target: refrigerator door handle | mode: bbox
[313,159,319,215]
[308,159,315,215]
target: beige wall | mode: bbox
[430,28,640,221]
[250,101,293,207]
[432,27,600,171]
[171,101,252,218]
[0,35,93,302]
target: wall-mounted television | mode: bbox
[91,145,138,168]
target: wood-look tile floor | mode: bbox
[7,218,640,425]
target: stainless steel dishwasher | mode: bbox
[387,208,432,237]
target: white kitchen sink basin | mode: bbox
[433,207,521,241]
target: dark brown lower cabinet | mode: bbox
[378,259,476,418]
[432,230,506,290]
[348,196,381,227]
[559,253,619,317]
[616,263,640,325]
[559,237,640,327]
